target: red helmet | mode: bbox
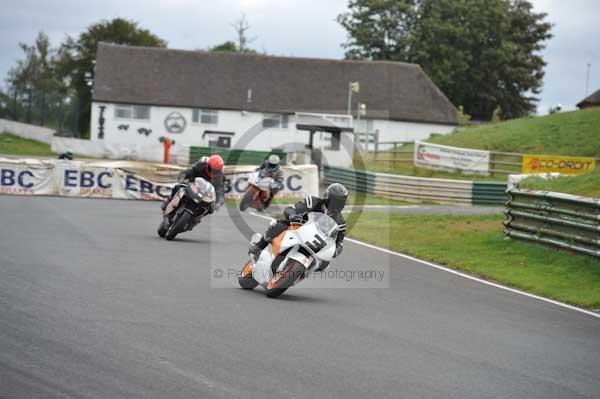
[207,154,224,172]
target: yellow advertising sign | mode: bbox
[522,154,596,175]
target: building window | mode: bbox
[133,105,150,120]
[114,104,150,120]
[114,105,131,119]
[193,109,218,124]
[262,114,289,129]
[209,136,231,149]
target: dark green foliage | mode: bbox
[2,19,166,138]
[56,18,166,137]
[210,41,238,52]
[338,0,553,119]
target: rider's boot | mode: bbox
[249,237,269,256]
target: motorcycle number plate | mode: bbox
[305,234,326,253]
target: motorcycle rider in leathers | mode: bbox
[255,154,284,210]
[162,154,225,213]
[249,183,348,271]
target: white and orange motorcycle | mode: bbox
[238,212,338,298]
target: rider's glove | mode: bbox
[334,243,343,258]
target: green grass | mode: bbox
[346,212,600,308]
[519,168,600,198]
[429,108,600,157]
[0,132,54,157]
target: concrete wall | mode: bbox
[0,118,56,144]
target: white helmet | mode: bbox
[267,154,280,169]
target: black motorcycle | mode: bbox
[157,178,216,240]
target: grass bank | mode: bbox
[429,108,600,157]
[0,132,54,157]
[347,212,600,308]
[356,109,600,180]
[519,169,600,198]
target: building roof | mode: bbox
[577,89,600,108]
[93,42,459,125]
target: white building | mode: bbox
[91,43,458,167]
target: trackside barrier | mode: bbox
[323,165,507,205]
[0,118,55,144]
[52,137,190,165]
[0,158,318,201]
[504,189,600,258]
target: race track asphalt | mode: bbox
[1,196,599,399]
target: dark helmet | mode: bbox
[324,183,348,213]
[266,154,280,170]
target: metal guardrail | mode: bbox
[323,166,507,205]
[504,188,600,257]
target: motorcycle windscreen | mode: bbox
[193,177,216,203]
[313,213,338,237]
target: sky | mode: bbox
[0,0,598,115]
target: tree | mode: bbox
[231,14,257,53]
[208,14,258,54]
[57,18,166,137]
[209,41,238,52]
[5,31,65,125]
[337,0,553,119]
[337,0,416,61]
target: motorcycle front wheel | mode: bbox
[239,190,254,211]
[157,217,168,238]
[265,259,306,298]
[238,260,259,289]
[165,211,192,241]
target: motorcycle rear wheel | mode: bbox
[165,212,192,241]
[265,259,306,298]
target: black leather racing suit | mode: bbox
[163,157,225,212]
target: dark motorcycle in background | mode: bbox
[239,171,276,211]
[158,177,216,240]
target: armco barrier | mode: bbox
[472,182,508,205]
[504,188,600,258]
[323,166,507,205]
[322,166,375,194]
[189,147,285,166]
[0,158,318,201]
